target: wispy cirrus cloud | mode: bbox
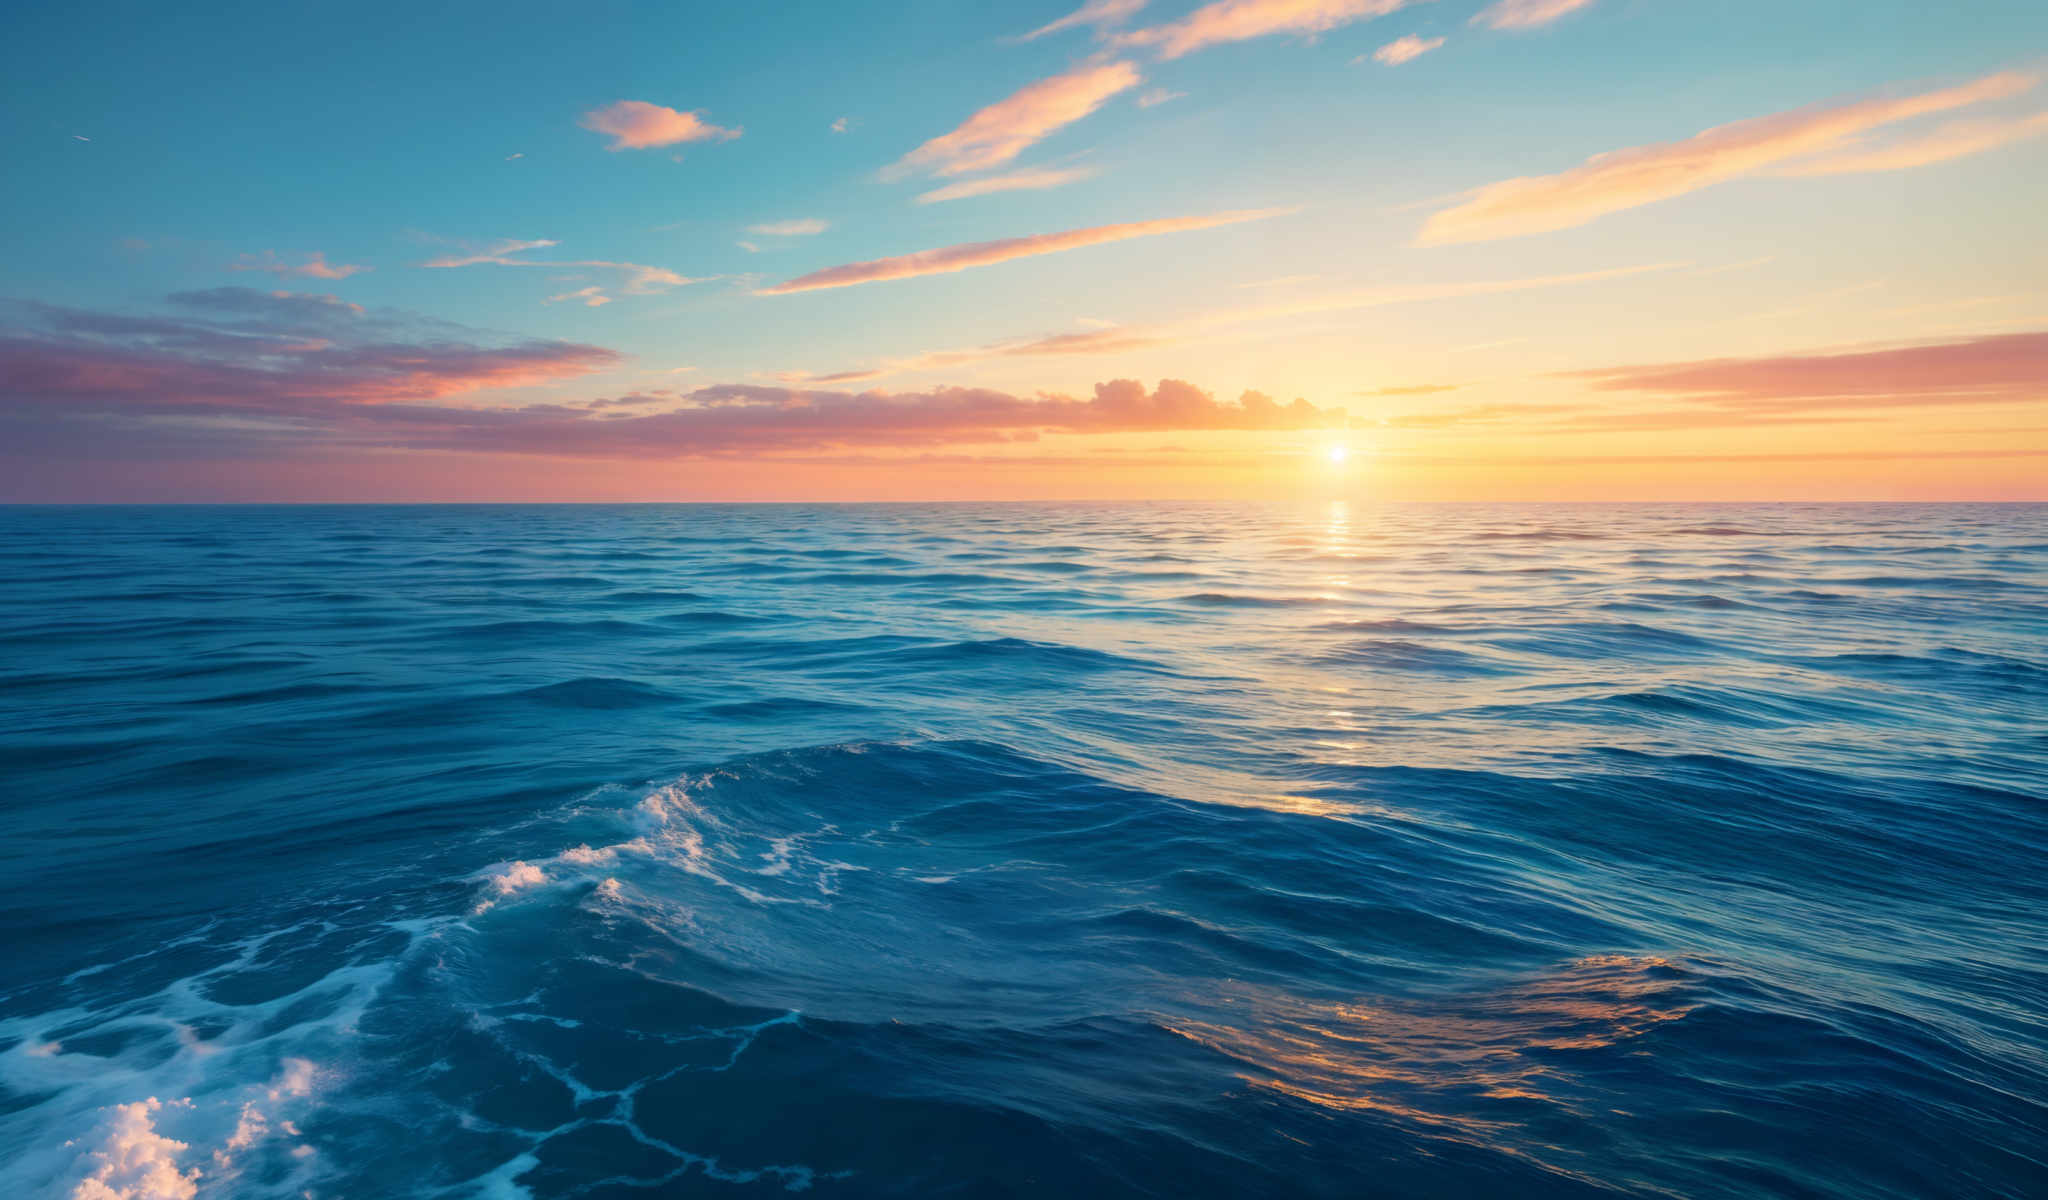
[422,238,706,296]
[1418,70,2036,245]
[580,100,741,151]
[1470,0,1596,31]
[1115,0,1416,61]
[915,166,1099,204]
[1774,109,2048,176]
[1565,331,2048,411]
[1370,34,1443,65]
[747,218,831,236]
[1137,87,1187,107]
[778,327,1178,384]
[760,207,1288,294]
[231,251,370,280]
[795,260,1681,380]
[893,60,1143,177]
[1018,0,1149,40]
[420,238,561,268]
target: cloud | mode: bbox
[778,327,1179,383]
[1418,70,2036,245]
[422,238,704,296]
[1380,401,1578,428]
[915,166,1099,204]
[420,238,560,268]
[0,298,1344,462]
[1024,0,1155,39]
[747,218,830,236]
[1775,109,2048,176]
[1367,382,1461,396]
[1019,0,1149,40]
[0,290,621,439]
[893,60,1142,177]
[1565,330,2048,412]
[1138,87,1187,107]
[1115,0,1415,61]
[580,100,741,151]
[760,207,1288,294]
[1470,0,1596,30]
[831,116,851,133]
[550,286,612,307]
[1371,34,1443,64]
[230,251,370,280]
[797,260,1678,381]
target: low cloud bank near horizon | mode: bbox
[0,290,1341,461]
[5,292,2040,470]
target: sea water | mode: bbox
[1,503,2043,1197]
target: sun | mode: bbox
[1325,443,1350,465]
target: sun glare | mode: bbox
[1325,443,1350,465]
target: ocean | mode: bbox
[1,502,2043,1198]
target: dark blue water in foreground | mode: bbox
[2,504,2045,1199]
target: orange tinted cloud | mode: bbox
[894,61,1141,177]
[1418,70,2036,245]
[1568,330,2048,411]
[792,260,1679,379]
[230,251,370,280]
[1777,110,2048,176]
[1118,0,1414,61]
[423,239,703,296]
[580,100,741,151]
[1371,34,1443,65]
[1471,0,1596,31]
[759,208,1288,294]
[917,166,1100,204]
[1019,0,1148,41]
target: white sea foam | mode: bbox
[65,1098,198,1200]
[0,923,427,1200]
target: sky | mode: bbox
[3,0,2045,502]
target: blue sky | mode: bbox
[3,0,2046,499]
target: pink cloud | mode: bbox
[580,100,741,151]
[760,208,1288,294]
[230,251,370,280]
[420,238,560,268]
[894,61,1142,177]
[1566,331,2048,412]
[422,238,703,296]
[1776,109,2048,176]
[1371,34,1443,65]
[0,296,1344,462]
[915,166,1099,204]
[1418,70,2036,245]
[1019,0,1148,40]
[1470,0,1596,31]
[1116,0,1415,61]
[0,290,619,420]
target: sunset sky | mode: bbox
[4,0,2045,501]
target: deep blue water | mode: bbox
[1,503,2045,1199]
